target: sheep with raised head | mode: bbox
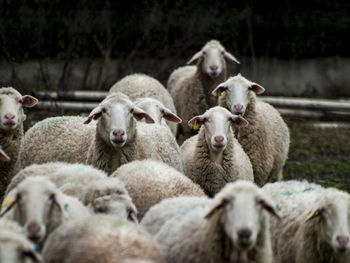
[0,218,43,263]
[152,180,279,263]
[212,73,290,186]
[111,160,205,219]
[167,40,240,139]
[0,87,38,199]
[6,162,138,222]
[17,92,184,174]
[181,106,253,196]
[109,73,179,136]
[263,181,350,263]
[42,215,164,263]
[1,176,90,247]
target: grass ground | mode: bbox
[284,120,350,192]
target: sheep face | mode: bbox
[134,98,181,125]
[1,177,67,243]
[89,194,138,223]
[188,106,248,152]
[205,181,279,255]
[212,74,265,116]
[306,192,350,254]
[187,40,239,78]
[0,87,37,132]
[0,234,42,263]
[84,93,154,148]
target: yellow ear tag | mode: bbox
[217,88,221,96]
[313,210,319,216]
[2,197,14,208]
[193,119,199,130]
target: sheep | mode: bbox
[0,218,43,263]
[6,162,138,222]
[42,215,164,263]
[167,40,240,139]
[109,73,179,136]
[141,196,210,236]
[18,92,185,174]
[110,160,205,219]
[0,145,10,161]
[0,176,90,247]
[181,106,254,197]
[263,181,350,263]
[152,180,279,263]
[212,73,290,186]
[134,97,182,133]
[0,87,38,199]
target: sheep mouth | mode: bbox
[3,121,16,128]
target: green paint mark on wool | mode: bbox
[37,117,71,128]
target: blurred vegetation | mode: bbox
[0,0,349,63]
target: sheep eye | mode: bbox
[18,99,23,104]
[202,51,206,55]
[95,207,105,213]
[102,108,106,113]
[130,108,134,114]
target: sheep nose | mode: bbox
[214,136,224,143]
[27,222,41,239]
[233,104,244,115]
[112,130,125,141]
[4,113,15,120]
[237,228,252,247]
[210,65,218,71]
[336,236,350,251]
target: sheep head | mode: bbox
[0,87,38,132]
[84,92,154,148]
[212,73,265,116]
[187,40,239,78]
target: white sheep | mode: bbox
[263,181,350,263]
[0,218,43,263]
[181,106,254,196]
[0,176,90,247]
[18,92,185,174]
[110,160,205,219]
[109,73,179,136]
[42,215,164,263]
[134,97,182,132]
[167,40,240,139]
[6,162,138,222]
[153,180,280,263]
[212,73,290,186]
[0,87,38,199]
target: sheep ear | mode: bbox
[51,192,69,219]
[22,95,38,108]
[212,84,228,97]
[0,149,10,162]
[305,207,326,222]
[230,115,248,127]
[188,115,206,130]
[84,105,103,124]
[259,197,280,219]
[205,198,229,219]
[0,191,20,217]
[187,51,202,65]
[161,108,182,123]
[132,106,155,123]
[249,83,265,94]
[224,51,240,64]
